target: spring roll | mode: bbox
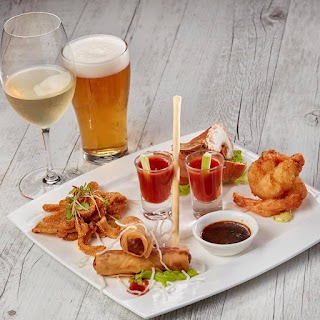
[120,216,153,258]
[94,247,191,276]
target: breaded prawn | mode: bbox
[233,178,307,217]
[248,150,304,200]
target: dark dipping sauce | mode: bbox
[201,220,251,245]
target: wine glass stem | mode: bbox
[40,128,61,185]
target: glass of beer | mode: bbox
[63,34,130,164]
[0,12,76,199]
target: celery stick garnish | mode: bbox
[140,154,151,171]
[201,152,211,170]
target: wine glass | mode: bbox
[0,12,76,199]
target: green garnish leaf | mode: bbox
[64,182,109,220]
[201,152,211,170]
[132,270,152,285]
[179,184,190,196]
[66,196,73,204]
[140,154,151,171]
[76,201,90,210]
[69,188,77,195]
[65,207,72,220]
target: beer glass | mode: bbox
[63,34,130,164]
[0,12,76,199]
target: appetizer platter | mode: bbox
[8,129,320,319]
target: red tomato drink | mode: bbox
[187,156,223,202]
[136,155,173,203]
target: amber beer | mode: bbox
[67,34,130,163]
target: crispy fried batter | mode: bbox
[45,213,75,230]
[42,210,65,223]
[32,221,60,234]
[248,150,304,200]
[121,216,142,226]
[104,192,127,219]
[88,181,99,191]
[76,197,97,219]
[233,150,307,217]
[32,181,127,256]
[33,210,75,234]
[233,178,307,216]
[96,216,121,239]
[63,232,78,241]
[76,219,105,256]
[43,204,64,212]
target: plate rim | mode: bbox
[7,132,320,319]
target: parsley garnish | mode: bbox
[65,182,109,220]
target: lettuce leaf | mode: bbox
[231,150,248,184]
[234,172,248,184]
[179,184,190,196]
[131,269,198,287]
[231,150,244,163]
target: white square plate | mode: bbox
[8,132,320,319]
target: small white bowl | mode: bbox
[192,210,259,256]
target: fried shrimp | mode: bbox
[248,150,304,200]
[233,150,307,217]
[233,178,307,217]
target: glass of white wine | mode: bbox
[0,12,76,199]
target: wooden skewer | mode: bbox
[171,95,181,247]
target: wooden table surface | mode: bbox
[1,0,320,319]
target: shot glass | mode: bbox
[185,150,224,219]
[134,151,174,220]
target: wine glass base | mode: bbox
[19,166,78,199]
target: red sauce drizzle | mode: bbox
[128,280,149,295]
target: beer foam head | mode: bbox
[63,34,129,78]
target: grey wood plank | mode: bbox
[1,0,320,320]
[220,1,320,319]
[258,0,320,190]
[125,0,189,152]
[71,0,139,39]
[137,0,290,158]
[257,1,320,320]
